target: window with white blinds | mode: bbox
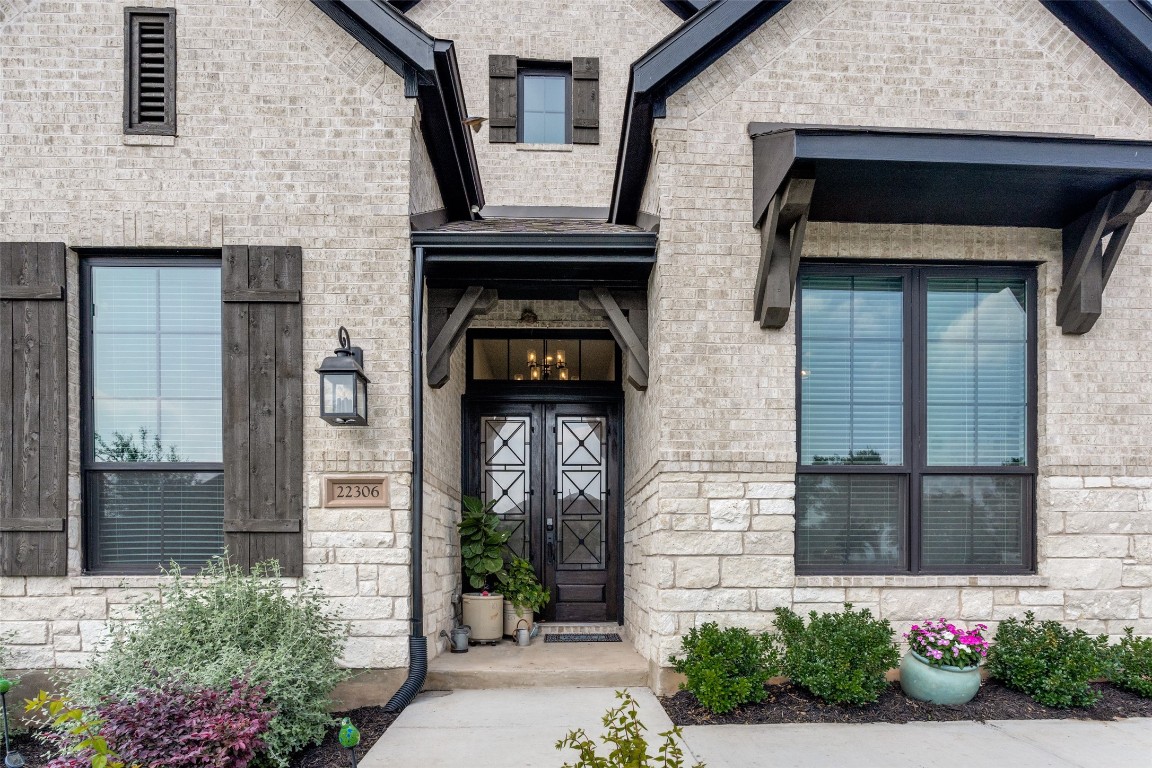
[84,260,223,573]
[796,265,1034,574]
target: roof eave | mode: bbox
[312,0,483,220]
[609,0,792,224]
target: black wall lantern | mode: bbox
[317,327,370,426]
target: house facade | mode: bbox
[3,0,1152,700]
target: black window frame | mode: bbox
[80,251,223,574]
[516,61,572,145]
[124,7,177,136]
[795,261,1038,576]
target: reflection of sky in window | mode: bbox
[522,74,566,144]
[92,267,222,462]
[926,281,1027,466]
[800,276,903,466]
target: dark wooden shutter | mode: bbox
[572,57,599,145]
[124,8,176,136]
[0,242,67,576]
[489,55,518,143]
[222,245,303,576]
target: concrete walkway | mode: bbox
[361,687,1152,768]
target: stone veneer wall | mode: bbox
[630,0,1152,691]
[407,0,679,208]
[0,0,421,687]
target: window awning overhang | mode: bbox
[749,124,1152,334]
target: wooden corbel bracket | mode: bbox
[578,287,649,391]
[1058,181,1152,335]
[426,285,497,387]
[753,174,814,329]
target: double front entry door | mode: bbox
[465,400,621,623]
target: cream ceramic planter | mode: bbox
[462,593,504,642]
[503,601,533,637]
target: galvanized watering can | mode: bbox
[515,619,531,647]
[441,625,471,653]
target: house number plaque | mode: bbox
[323,476,389,508]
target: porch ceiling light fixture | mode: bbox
[317,326,370,426]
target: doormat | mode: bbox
[544,633,622,643]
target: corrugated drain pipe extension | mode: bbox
[384,247,427,714]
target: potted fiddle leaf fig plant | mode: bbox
[458,495,511,643]
[500,556,550,637]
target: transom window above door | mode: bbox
[469,331,618,383]
[795,263,1036,575]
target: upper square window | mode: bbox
[489,55,599,145]
[83,258,222,573]
[795,264,1036,575]
[519,68,570,144]
[124,8,176,135]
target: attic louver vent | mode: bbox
[124,8,176,135]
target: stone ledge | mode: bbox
[795,575,1049,589]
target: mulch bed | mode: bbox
[6,705,397,768]
[661,680,1152,726]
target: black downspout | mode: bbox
[384,246,427,714]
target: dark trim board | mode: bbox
[660,0,709,21]
[414,230,657,291]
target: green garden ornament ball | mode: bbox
[0,680,10,696]
[338,717,360,750]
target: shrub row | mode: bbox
[672,606,1152,714]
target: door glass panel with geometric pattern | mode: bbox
[556,417,606,571]
[481,416,531,560]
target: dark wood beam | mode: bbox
[754,175,813,329]
[578,288,649,390]
[426,285,497,387]
[1058,181,1152,334]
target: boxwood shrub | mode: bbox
[1108,627,1152,699]
[987,611,1108,708]
[772,604,899,706]
[670,622,780,714]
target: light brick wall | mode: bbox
[630,0,1152,685]
[0,0,420,673]
[407,0,679,208]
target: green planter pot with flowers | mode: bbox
[900,619,989,705]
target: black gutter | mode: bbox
[313,0,482,220]
[384,246,427,714]
[1041,0,1152,107]
[609,0,792,224]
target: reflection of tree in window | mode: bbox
[94,427,180,463]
